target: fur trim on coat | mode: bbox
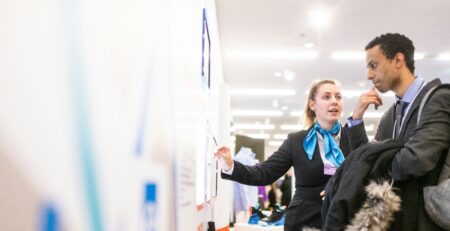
[346,180,401,231]
[303,180,401,231]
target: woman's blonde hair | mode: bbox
[303,79,341,128]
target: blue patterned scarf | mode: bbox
[303,122,345,167]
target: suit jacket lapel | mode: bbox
[339,127,350,156]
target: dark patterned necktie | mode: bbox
[394,101,407,138]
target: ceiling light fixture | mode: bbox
[304,42,315,49]
[231,89,296,96]
[415,52,425,60]
[436,53,450,60]
[233,124,275,130]
[330,52,365,60]
[232,110,283,117]
[227,51,318,59]
[274,72,283,77]
[272,100,279,108]
[309,7,331,30]
[283,70,296,81]
[290,111,303,117]
[280,124,302,130]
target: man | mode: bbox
[346,33,450,230]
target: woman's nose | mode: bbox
[331,97,338,104]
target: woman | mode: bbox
[215,80,361,230]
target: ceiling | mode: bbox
[215,0,450,154]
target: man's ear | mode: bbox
[394,52,405,68]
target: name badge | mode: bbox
[324,163,337,175]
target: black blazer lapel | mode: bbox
[339,127,350,156]
[376,105,395,140]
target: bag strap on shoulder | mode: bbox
[417,84,450,125]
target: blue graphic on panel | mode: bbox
[134,75,152,156]
[134,34,156,157]
[62,0,103,230]
[41,203,59,231]
[142,183,157,231]
[201,8,211,89]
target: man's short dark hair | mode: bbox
[365,33,415,73]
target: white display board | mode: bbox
[0,0,228,230]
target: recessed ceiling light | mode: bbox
[281,106,288,110]
[415,52,425,60]
[283,70,295,81]
[232,110,283,117]
[272,100,279,108]
[304,42,315,49]
[436,53,450,60]
[234,124,275,130]
[290,111,303,117]
[280,124,302,130]
[227,51,318,59]
[309,7,331,30]
[274,72,283,77]
[331,52,365,60]
[231,89,296,96]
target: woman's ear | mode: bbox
[309,100,315,111]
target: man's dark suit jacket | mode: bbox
[222,125,363,230]
[346,78,450,231]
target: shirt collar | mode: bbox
[395,75,425,103]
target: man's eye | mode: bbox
[336,95,342,100]
[323,96,330,99]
